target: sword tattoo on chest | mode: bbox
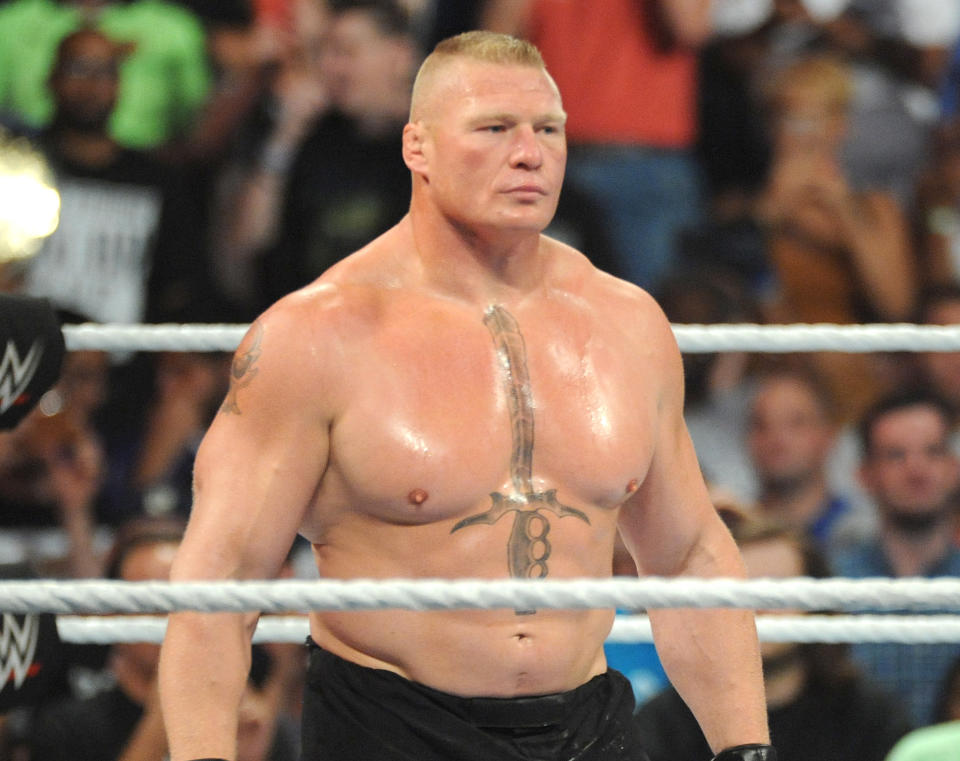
[450,306,589,609]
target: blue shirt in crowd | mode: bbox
[830,539,960,726]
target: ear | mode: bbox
[403,121,428,176]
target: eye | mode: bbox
[485,125,507,133]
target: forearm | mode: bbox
[845,232,915,320]
[649,537,767,752]
[58,496,102,578]
[840,196,915,320]
[159,611,255,761]
[650,606,767,752]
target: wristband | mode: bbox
[712,744,778,761]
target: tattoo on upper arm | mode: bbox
[451,307,589,611]
[220,322,264,415]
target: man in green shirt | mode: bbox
[0,0,211,148]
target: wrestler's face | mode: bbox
[747,377,834,494]
[407,60,567,237]
[860,404,959,519]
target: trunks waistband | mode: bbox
[305,638,612,729]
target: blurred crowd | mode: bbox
[1,0,960,759]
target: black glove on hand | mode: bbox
[713,744,778,761]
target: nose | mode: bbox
[509,124,543,170]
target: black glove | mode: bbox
[713,744,778,761]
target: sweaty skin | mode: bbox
[297,239,656,696]
[160,53,767,761]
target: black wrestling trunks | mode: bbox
[300,640,645,761]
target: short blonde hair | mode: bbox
[410,31,547,120]
[767,53,853,115]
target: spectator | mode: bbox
[482,0,711,292]
[0,403,105,577]
[766,0,938,205]
[0,310,110,577]
[884,651,960,761]
[204,0,331,312]
[19,516,298,761]
[656,271,762,505]
[11,28,209,326]
[914,283,960,421]
[914,125,960,288]
[746,364,872,548]
[254,0,419,306]
[831,388,960,725]
[0,0,212,150]
[125,351,229,522]
[756,52,916,422]
[22,517,186,761]
[635,512,913,761]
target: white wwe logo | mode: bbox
[0,339,43,415]
[0,613,39,690]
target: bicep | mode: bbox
[619,409,717,577]
[617,322,719,576]
[172,318,330,582]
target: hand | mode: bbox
[45,427,103,518]
[271,63,329,144]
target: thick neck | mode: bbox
[406,192,549,306]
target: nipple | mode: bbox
[408,488,429,506]
[625,478,639,494]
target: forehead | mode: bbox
[60,33,119,62]
[430,59,563,119]
[753,377,822,413]
[872,405,947,444]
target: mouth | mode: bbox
[503,185,548,197]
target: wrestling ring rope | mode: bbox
[24,321,960,646]
[62,321,960,353]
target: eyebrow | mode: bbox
[467,111,567,126]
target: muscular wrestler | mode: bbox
[158,31,775,761]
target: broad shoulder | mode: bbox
[223,279,389,420]
[546,236,678,352]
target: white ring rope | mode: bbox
[3,577,960,615]
[62,322,960,354]
[53,614,960,645]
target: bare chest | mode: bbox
[317,305,657,528]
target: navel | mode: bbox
[407,488,429,506]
